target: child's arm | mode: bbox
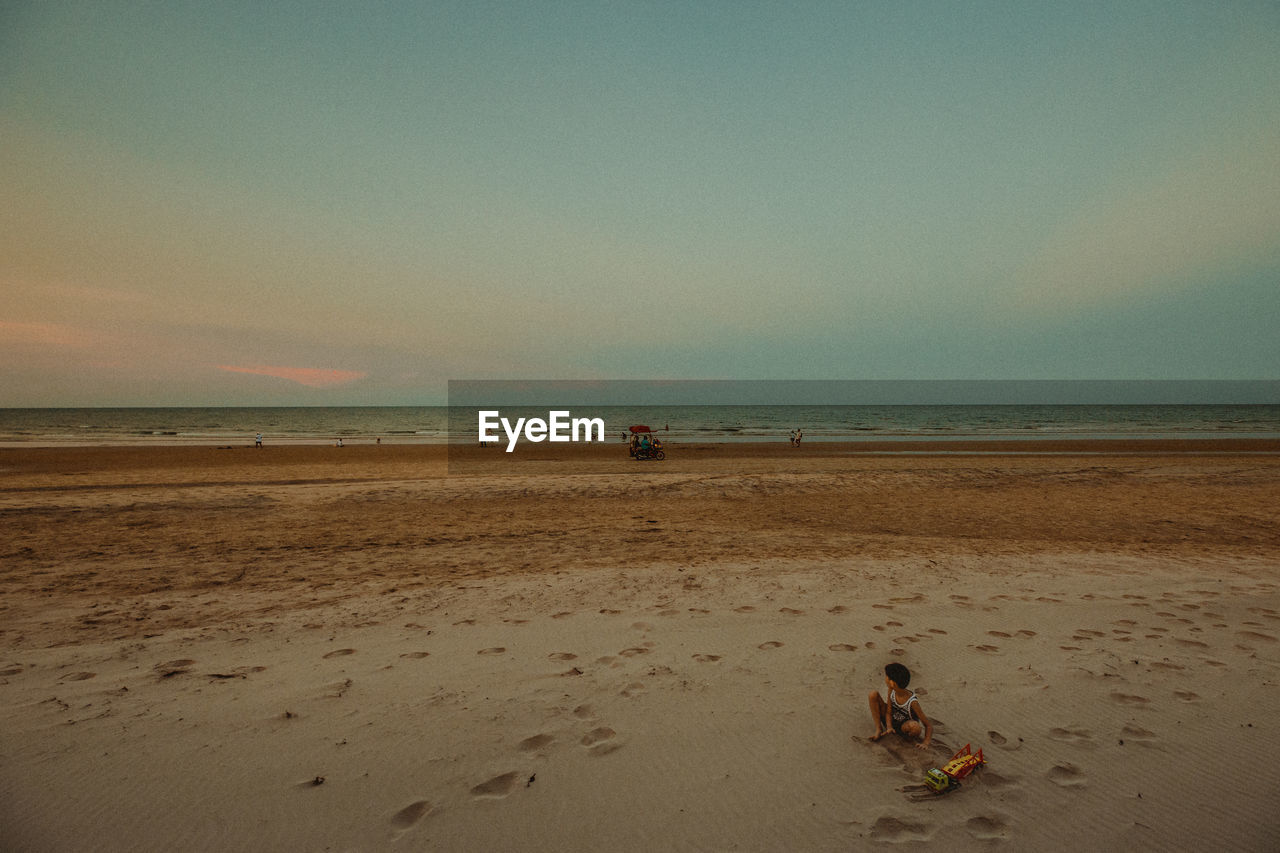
[913,702,933,749]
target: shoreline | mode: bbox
[3,433,1280,449]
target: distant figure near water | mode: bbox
[255,433,262,448]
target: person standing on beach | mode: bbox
[255,433,263,448]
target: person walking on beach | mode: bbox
[868,663,933,750]
[255,433,263,448]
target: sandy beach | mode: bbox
[2,441,1279,851]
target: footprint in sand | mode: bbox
[390,800,433,829]
[551,612,573,620]
[864,641,877,649]
[0,666,24,677]
[966,815,1010,841]
[631,622,654,631]
[828,605,849,614]
[518,733,555,752]
[870,816,933,842]
[581,727,615,746]
[758,641,784,650]
[620,682,646,698]
[987,731,1007,746]
[1238,630,1278,643]
[477,647,506,655]
[688,608,711,615]
[1173,690,1199,702]
[1110,692,1150,706]
[619,647,650,657]
[1150,660,1184,671]
[1015,629,1037,638]
[1120,724,1156,744]
[155,659,196,678]
[548,652,578,661]
[692,654,722,663]
[1046,763,1087,788]
[573,704,595,719]
[971,644,1000,653]
[323,649,355,659]
[927,628,948,635]
[886,620,903,627]
[599,608,622,615]
[980,770,1019,789]
[779,608,804,616]
[734,606,756,613]
[1049,727,1094,744]
[470,772,520,799]
[1175,638,1208,649]
[399,652,430,659]
[828,644,857,652]
[62,671,97,681]
[987,631,1012,639]
[581,727,622,755]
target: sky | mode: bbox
[2,1,1278,406]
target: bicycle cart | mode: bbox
[628,425,665,461]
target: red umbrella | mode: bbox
[629,425,653,433]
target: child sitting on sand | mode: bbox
[869,662,933,750]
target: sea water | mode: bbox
[1,404,1278,446]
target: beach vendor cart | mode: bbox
[628,425,665,461]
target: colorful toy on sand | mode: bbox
[923,744,985,794]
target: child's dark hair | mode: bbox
[884,663,911,688]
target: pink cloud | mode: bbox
[217,364,368,388]
[0,320,99,348]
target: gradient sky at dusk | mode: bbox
[3,2,1278,405]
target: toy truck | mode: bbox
[922,743,985,793]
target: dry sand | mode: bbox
[2,441,1279,851]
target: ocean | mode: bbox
[1,404,1278,446]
